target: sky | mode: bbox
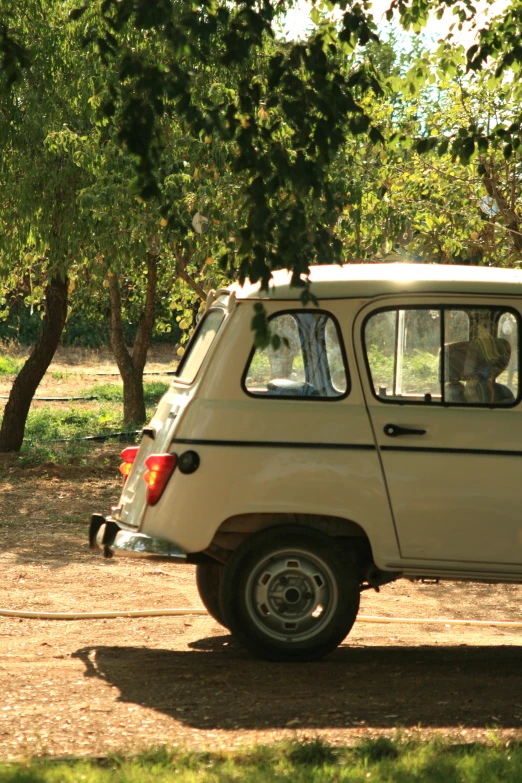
[283,0,510,51]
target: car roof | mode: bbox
[230,263,522,300]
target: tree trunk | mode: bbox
[0,276,68,452]
[108,251,158,426]
[122,371,147,427]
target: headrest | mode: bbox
[445,337,511,382]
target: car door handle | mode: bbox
[384,423,427,438]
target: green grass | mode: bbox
[11,381,169,465]
[24,405,125,442]
[0,380,169,465]
[1,739,521,782]
[50,370,71,380]
[0,356,22,375]
[19,404,130,465]
[88,382,169,404]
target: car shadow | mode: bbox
[72,639,522,730]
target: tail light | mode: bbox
[119,446,139,483]
[143,453,177,505]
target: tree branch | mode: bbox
[174,244,207,301]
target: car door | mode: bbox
[354,295,522,572]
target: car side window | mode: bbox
[244,311,349,399]
[365,309,442,402]
[365,306,520,406]
[445,308,519,405]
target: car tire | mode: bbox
[220,525,360,661]
[196,562,228,628]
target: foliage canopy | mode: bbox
[67,0,522,297]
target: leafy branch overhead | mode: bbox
[74,0,385,294]
[72,0,522,288]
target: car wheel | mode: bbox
[220,525,360,661]
[196,562,228,628]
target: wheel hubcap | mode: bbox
[244,548,338,642]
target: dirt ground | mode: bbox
[1,462,522,761]
[1,352,522,760]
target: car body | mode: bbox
[90,263,522,660]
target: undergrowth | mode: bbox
[0,356,22,376]
[11,382,169,465]
[1,738,521,782]
[88,382,169,404]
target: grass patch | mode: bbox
[0,356,22,376]
[89,381,169,404]
[19,403,131,465]
[18,402,149,466]
[0,381,169,465]
[1,739,522,782]
[50,370,72,380]
[24,405,126,443]
[56,513,90,524]
[0,739,522,783]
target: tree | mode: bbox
[1,0,236,439]
[76,0,522,308]
[69,95,242,425]
[396,41,522,263]
[0,0,102,451]
[76,0,382,313]
[292,35,521,269]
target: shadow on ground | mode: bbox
[73,640,522,731]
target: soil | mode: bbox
[1,351,522,760]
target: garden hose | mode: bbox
[0,395,100,401]
[0,607,208,620]
[1,607,522,627]
[81,371,177,377]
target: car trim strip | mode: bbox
[381,445,522,457]
[172,438,522,458]
[171,438,376,451]
[172,438,522,457]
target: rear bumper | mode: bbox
[89,514,188,562]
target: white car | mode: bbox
[90,263,522,661]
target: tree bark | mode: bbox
[0,276,68,452]
[108,251,158,426]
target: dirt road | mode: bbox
[1,463,522,760]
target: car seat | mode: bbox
[444,336,514,404]
[444,341,469,403]
[444,335,515,405]
[463,336,514,404]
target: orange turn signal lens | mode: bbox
[119,446,139,483]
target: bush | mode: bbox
[0,303,183,348]
[0,356,22,375]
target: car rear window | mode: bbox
[175,309,225,384]
[243,310,349,399]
